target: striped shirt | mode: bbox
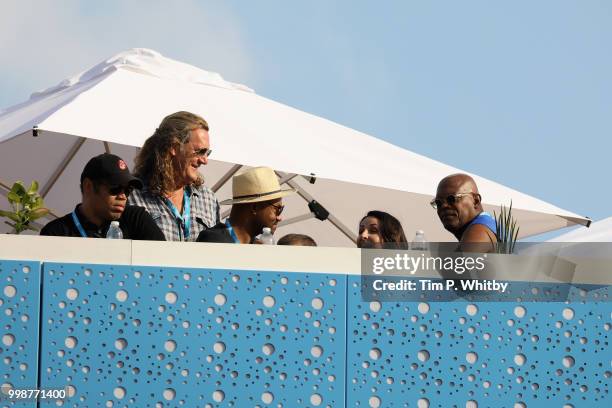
[128,184,220,242]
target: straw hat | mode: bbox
[220,166,295,205]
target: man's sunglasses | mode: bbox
[430,192,474,209]
[191,148,212,159]
[107,185,133,197]
[260,203,284,216]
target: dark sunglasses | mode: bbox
[430,192,474,209]
[107,185,133,197]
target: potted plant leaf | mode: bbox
[0,181,49,234]
[494,201,520,254]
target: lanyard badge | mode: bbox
[71,210,89,238]
[163,188,192,240]
[224,219,240,244]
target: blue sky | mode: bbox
[1,0,609,239]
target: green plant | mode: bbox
[0,181,49,234]
[493,201,520,254]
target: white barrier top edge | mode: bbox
[0,235,362,275]
[0,235,609,285]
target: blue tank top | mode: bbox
[468,212,497,234]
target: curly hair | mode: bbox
[134,111,209,194]
[360,210,408,249]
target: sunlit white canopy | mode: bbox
[0,48,590,246]
[548,217,611,243]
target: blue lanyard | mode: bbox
[71,210,89,238]
[225,219,240,244]
[163,188,191,240]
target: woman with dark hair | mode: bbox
[357,210,408,249]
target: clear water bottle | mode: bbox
[106,221,123,239]
[260,227,275,245]
[411,230,428,251]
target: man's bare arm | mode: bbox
[459,224,497,253]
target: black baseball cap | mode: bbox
[80,153,143,189]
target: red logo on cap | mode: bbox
[118,159,127,170]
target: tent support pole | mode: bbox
[286,179,357,244]
[278,173,299,185]
[211,164,242,193]
[278,212,316,227]
[40,137,86,198]
[275,171,357,244]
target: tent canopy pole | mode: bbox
[277,171,357,244]
[211,164,242,193]
[40,137,86,198]
[278,212,315,227]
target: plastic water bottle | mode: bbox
[106,221,123,239]
[260,227,275,245]
[411,230,428,251]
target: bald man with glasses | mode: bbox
[432,173,497,252]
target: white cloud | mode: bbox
[0,0,254,108]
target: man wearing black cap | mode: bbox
[40,153,165,240]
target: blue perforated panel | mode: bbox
[38,263,346,407]
[1,258,610,407]
[0,260,40,408]
[346,275,611,407]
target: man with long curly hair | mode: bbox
[128,111,220,241]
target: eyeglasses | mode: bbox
[430,192,474,209]
[107,185,133,197]
[191,148,212,159]
[266,203,284,216]
[271,203,284,216]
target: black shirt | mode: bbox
[196,222,236,243]
[40,205,165,241]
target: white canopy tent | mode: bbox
[0,49,590,246]
[548,217,612,243]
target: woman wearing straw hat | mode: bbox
[197,167,294,244]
